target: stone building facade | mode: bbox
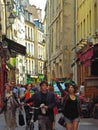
[45,0,76,82]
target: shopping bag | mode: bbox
[18,110,25,126]
[58,115,65,127]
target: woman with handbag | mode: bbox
[53,78,80,130]
[63,84,80,130]
[4,83,20,130]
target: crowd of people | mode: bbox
[1,78,94,130]
[2,81,39,130]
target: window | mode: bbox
[25,26,27,38]
[28,27,29,38]
[28,43,30,54]
[87,15,89,34]
[31,44,34,56]
[32,60,34,72]
[89,10,91,35]
[81,22,82,39]
[29,60,30,73]
[83,19,85,38]
[31,28,32,40]
[91,61,98,76]
[94,4,97,32]
[25,42,27,51]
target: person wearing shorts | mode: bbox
[62,83,80,130]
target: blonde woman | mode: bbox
[4,83,19,130]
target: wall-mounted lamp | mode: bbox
[8,12,16,25]
[42,39,46,46]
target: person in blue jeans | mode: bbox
[23,80,56,130]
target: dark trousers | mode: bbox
[24,105,32,126]
[38,115,52,130]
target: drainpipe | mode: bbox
[73,0,77,83]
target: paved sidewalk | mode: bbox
[1,112,98,130]
[0,112,25,130]
[0,113,6,130]
[0,111,39,130]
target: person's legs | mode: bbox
[38,115,46,130]
[73,121,79,130]
[38,115,52,130]
[10,114,17,130]
[52,115,56,130]
[66,123,73,130]
[4,109,17,130]
[72,117,80,130]
[64,117,72,130]
[46,117,52,130]
[24,106,32,126]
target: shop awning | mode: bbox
[3,36,26,56]
[31,75,38,78]
[79,47,93,66]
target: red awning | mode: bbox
[79,47,93,66]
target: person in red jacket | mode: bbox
[24,84,34,127]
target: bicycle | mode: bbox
[25,106,40,130]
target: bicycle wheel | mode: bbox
[30,122,34,130]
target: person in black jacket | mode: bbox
[23,80,56,130]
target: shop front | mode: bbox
[37,74,45,83]
[0,36,26,108]
[77,43,98,98]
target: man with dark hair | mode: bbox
[23,80,56,130]
[40,80,48,87]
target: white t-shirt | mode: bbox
[80,85,85,94]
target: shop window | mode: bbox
[91,61,98,76]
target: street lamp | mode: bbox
[8,12,16,25]
[0,2,16,109]
[2,10,16,48]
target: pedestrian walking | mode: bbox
[63,84,80,130]
[48,85,59,130]
[31,83,38,93]
[79,82,85,96]
[22,80,56,130]
[53,78,80,130]
[3,83,20,130]
[19,84,26,99]
[10,81,20,101]
[23,84,34,128]
[79,91,85,105]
